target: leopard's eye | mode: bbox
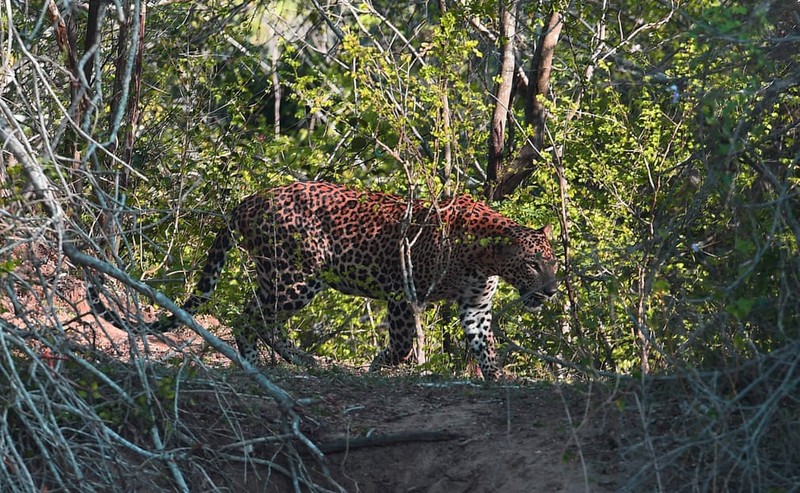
[529,260,542,273]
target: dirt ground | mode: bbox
[112,334,623,492]
[6,298,624,492]
[2,251,622,492]
[5,246,797,492]
[267,370,621,493]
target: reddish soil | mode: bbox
[2,247,622,492]
[5,245,795,492]
[6,303,623,492]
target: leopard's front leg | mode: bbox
[458,277,501,380]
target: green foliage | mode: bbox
[4,2,799,490]
[113,0,799,379]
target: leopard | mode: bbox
[148,181,558,380]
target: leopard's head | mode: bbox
[492,224,559,311]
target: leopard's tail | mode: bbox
[150,223,236,332]
[87,223,236,333]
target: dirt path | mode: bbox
[277,373,618,493]
[2,270,620,492]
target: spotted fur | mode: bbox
[154,181,558,380]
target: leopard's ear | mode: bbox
[542,224,553,238]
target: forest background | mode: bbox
[1,0,798,491]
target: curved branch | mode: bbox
[0,117,64,225]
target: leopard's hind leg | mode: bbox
[369,298,419,371]
[233,272,325,367]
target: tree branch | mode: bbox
[0,117,64,225]
[1,112,331,478]
[316,430,461,454]
[485,0,517,199]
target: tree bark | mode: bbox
[47,0,83,191]
[84,0,102,85]
[485,0,517,199]
[110,0,147,172]
[121,1,147,169]
[488,10,563,201]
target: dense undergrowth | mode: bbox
[2,0,799,491]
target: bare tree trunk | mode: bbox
[437,0,454,193]
[84,0,102,84]
[46,0,83,192]
[103,0,146,256]
[636,268,651,374]
[122,2,147,169]
[489,10,562,201]
[485,0,517,199]
[110,0,146,170]
[271,40,282,137]
[412,307,426,365]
